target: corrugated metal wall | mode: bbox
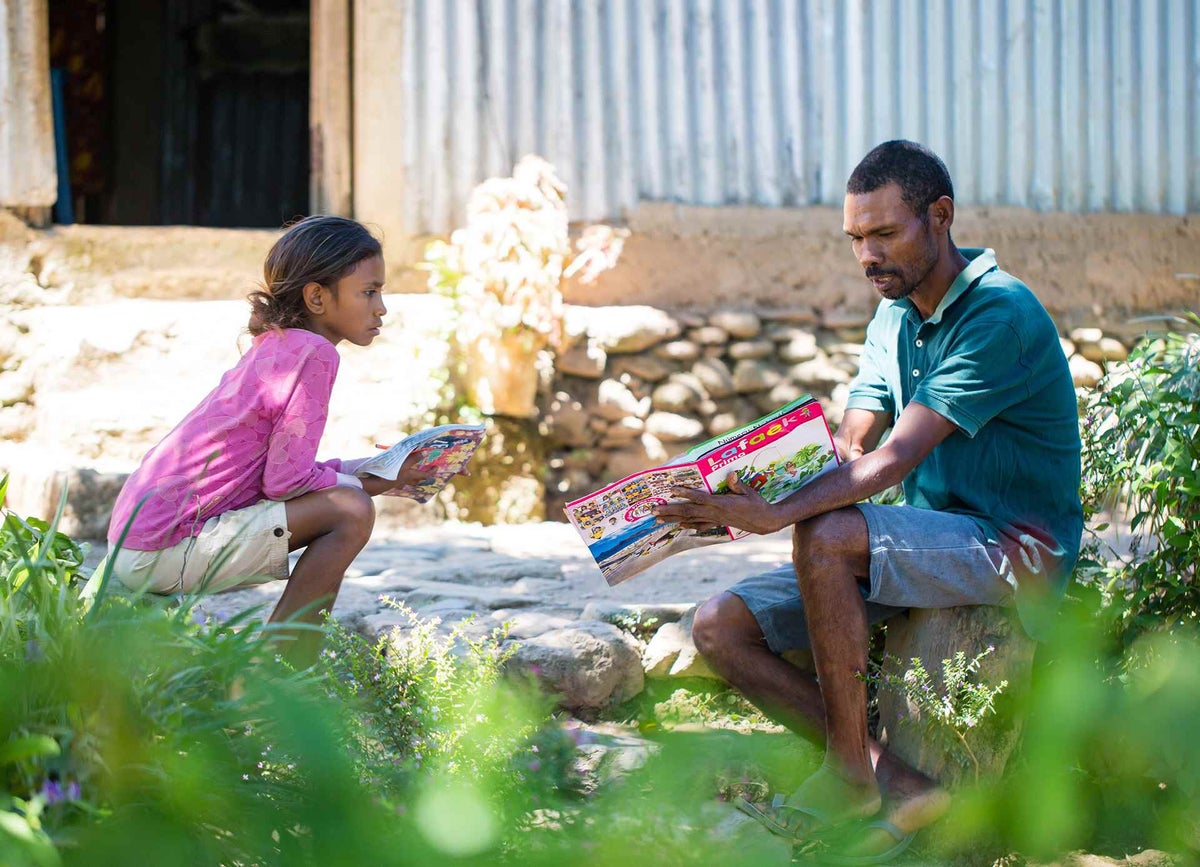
[397,0,1200,232]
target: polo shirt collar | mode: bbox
[923,248,997,325]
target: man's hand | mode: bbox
[651,473,785,536]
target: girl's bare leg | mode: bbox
[269,486,375,667]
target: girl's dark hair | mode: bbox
[247,216,382,335]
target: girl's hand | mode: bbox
[392,453,473,486]
[395,452,433,488]
[357,452,472,497]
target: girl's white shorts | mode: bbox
[109,499,291,594]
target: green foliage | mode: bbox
[1077,313,1200,642]
[940,602,1200,862]
[317,600,583,819]
[645,685,774,733]
[0,484,583,866]
[606,610,661,642]
[870,648,1008,783]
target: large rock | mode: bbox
[651,378,703,413]
[709,310,762,338]
[653,339,701,362]
[583,307,683,354]
[604,433,670,480]
[789,357,852,391]
[596,379,650,421]
[506,620,646,717]
[763,381,808,412]
[763,307,819,326]
[1079,336,1128,364]
[876,605,1036,788]
[641,609,721,680]
[728,340,776,360]
[2,459,130,541]
[644,412,705,442]
[598,416,645,446]
[543,393,595,448]
[555,338,607,379]
[732,359,783,393]
[688,325,729,346]
[579,601,695,631]
[779,332,818,363]
[1069,355,1104,388]
[691,357,736,398]
[610,354,675,383]
[822,306,873,331]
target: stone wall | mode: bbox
[537,304,1138,519]
[389,204,1200,338]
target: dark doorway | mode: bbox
[51,0,310,227]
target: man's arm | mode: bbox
[834,407,893,462]
[652,402,958,534]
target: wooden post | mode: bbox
[310,0,353,216]
[352,0,409,242]
[0,0,57,212]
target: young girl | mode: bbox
[106,216,431,665]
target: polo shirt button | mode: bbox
[912,368,921,377]
[915,338,924,347]
[273,527,285,537]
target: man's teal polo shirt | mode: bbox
[846,248,1083,627]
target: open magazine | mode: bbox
[354,423,486,503]
[564,395,839,586]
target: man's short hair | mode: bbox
[846,140,954,219]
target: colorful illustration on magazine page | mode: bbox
[567,465,726,585]
[709,441,836,501]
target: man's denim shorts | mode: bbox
[728,503,1016,654]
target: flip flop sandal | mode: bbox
[819,819,917,866]
[734,793,840,845]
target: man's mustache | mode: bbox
[865,267,900,279]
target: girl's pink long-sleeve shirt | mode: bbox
[108,328,346,551]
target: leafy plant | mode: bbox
[317,601,583,826]
[1076,313,1200,643]
[607,610,661,642]
[870,647,1008,783]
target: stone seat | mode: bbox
[875,604,1036,788]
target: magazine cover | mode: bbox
[564,396,838,586]
[357,424,486,503]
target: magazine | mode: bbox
[564,395,839,586]
[355,423,486,503]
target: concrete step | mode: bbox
[1,218,428,303]
[10,222,280,301]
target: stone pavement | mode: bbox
[139,521,795,717]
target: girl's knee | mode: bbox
[330,486,375,540]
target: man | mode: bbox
[653,140,1082,858]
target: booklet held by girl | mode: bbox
[355,424,486,503]
[565,395,839,586]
